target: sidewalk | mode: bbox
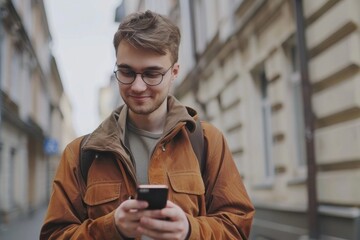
[0,205,47,240]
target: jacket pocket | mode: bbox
[167,171,205,216]
[84,182,121,219]
[168,171,205,195]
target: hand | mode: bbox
[113,199,149,238]
[137,200,190,240]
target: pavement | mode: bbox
[0,205,47,240]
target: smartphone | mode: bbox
[136,184,168,210]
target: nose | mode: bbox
[131,73,147,91]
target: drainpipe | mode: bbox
[188,0,198,62]
[0,4,5,136]
[293,0,319,239]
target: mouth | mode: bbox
[129,95,150,101]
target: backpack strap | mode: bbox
[79,134,96,184]
[79,118,206,184]
[188,118,206,175]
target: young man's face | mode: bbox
[115,41,179,117]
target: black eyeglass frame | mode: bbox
[113,63,175,86]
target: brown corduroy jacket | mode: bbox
[40,96,255,240]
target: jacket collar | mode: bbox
[82,95,198,152]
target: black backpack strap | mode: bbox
[79,134,96,184]
[188,118,206,175]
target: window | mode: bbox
[250,66,275,185]
[193,0,207,54]
[290,43,306,168]
[259,71,274,179]
[284,36,306,170]
[9,147,16,208]
[10,47,22,104]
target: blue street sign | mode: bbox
[44,138,59,155]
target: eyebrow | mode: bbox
[116,64,165,71]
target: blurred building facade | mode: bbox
[0,0,75,226]
[98,74,124,121]
[108,0,360,239]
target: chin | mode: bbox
[130,106,155,115]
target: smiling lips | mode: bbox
[130,95,150,102]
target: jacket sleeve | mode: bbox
[40,138,123,240]
[186,122,255,240]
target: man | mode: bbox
[40,10,254,240]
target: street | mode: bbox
[0,205,47,240]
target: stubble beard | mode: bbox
[124,94,167,116]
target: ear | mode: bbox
[171,63,180,81]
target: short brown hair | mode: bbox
[113,10,181,63]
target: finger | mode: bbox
[138,226,176,240]
[138,218,183,240]
[118,211,144,222]
[165,200,177,208]
[139,216,179,231]
[161,202,183,220]
[116,202,149,223]
[121,199,148,211]
[141,209,164,219]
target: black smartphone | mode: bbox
[136,184,169,210]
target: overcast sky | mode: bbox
[44,0,121,136]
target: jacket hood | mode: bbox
[82,95,198,153]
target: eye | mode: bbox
[143,71,161,79]
[119,69,135,77]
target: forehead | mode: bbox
[116,41,172,68]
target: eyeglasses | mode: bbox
[114,64,174,86]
